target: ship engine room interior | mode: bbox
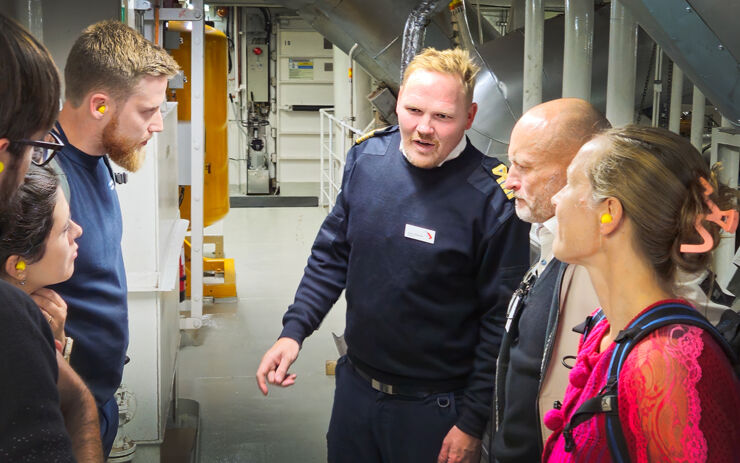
[1,0,739,462]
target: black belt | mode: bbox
[348,358,453,398]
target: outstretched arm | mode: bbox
[57,351,103,462]
[256,147,359,395]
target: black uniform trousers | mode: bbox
[327,356,463,463]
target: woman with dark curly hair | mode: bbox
[0,12,102,461]
[543,125,740,462]
[0,165,82,344]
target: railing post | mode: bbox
[328,117,334,209]
[338,124,347,209]
[317,110,362,213]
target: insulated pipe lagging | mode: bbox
[400,0,445,81]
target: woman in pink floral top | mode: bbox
[543,125,740,462]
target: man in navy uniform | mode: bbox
[256,47,529,463]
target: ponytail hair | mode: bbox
[588,125,739,285]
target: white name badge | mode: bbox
[404,224,436,244]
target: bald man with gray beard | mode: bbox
[486,98,609,462]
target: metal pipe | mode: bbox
[125,0,136,28]
[320,111,325,207]
[189,0,205,328]
[449,0,477,55]
[349,43,359,125]
[382,0,566,6]
[562,0,593,100]
[154,6,160,45]
[14,0,43,40]
[651,45,663,127]
[328,117,334,208]
[668,62,684,134]
[475,0,484,44]
[522,0,544,112]
[691,86,705,150]
[606,0,638,127]
[711,118,739,286]
[509,0,526,31]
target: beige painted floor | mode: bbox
[176,206,346,462]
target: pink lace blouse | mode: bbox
[542,300,740,463]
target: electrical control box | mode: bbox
[247,43,269,102]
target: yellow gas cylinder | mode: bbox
[168,21,229,228]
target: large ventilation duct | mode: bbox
[278,1,653,155]
[274,0,498,91]
[470,6,653,154]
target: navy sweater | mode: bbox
[281,126,530,437]
[50,123,128,410]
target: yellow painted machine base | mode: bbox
[184,238,237,300]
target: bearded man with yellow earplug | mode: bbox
[48,20,179,457]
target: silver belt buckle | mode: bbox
[371,379,395,395]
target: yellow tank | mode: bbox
[169,21,229,228]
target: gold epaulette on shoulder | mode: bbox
[491,163,515,199]
[355,129,379,145]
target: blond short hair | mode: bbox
[402,47,480,105]
[65,20,180,106]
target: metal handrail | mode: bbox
[319,108,363,210]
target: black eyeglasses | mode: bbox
[16,131,65,166]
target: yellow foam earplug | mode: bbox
[600,213,613,224]
[98,105,106,114]
[15,260,26,271]
[0,161,4,173]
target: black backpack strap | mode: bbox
[572,308,606,341]
[562,381,619,452]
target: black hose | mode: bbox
[260,7,272,107]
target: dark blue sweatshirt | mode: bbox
[280,126,530,437]
[50,123,128,412]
